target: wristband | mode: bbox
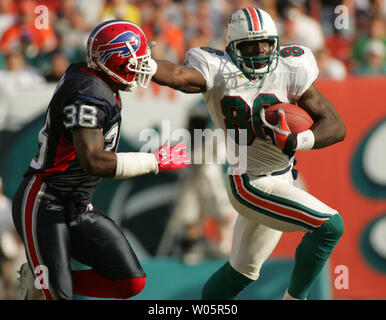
[115,153,158,179]
[295,130,315,151]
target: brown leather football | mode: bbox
[264,103,313,134]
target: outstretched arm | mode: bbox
[152,60,207,94]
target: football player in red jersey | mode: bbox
[12,20,189,300]
[151,8,346,300]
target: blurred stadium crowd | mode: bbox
[0,0,384,89]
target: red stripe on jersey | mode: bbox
[37,137,77,178]
[80,67,103,80]
[247,7,261,31]
[24,177,54,300]
[115,93,121,108]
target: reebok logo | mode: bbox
[46,204,64,212]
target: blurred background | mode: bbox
[0,0,385,300]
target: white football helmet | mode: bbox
[224,7,280,78]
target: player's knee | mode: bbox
[115,276,146,299]
[299,214,344,260]
[54,289,74,300]
[322,214,345,243]
[231,261,260,281]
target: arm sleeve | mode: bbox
[184,47,214,90]
[287,46,319,100]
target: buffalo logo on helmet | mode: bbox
[97,31,141,64]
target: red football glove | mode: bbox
[153,143,190,172]
[260,107,297,156]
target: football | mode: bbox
[264,103,313,134]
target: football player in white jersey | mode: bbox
[152,7,346,300]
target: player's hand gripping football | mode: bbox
[260,107,296,156]
[153,143,190,172]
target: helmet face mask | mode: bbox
[87,20,153,91]
[225,8,280,79]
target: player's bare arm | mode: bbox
[152,60,206,94]
[297,84,346,149]
[72,128,117,177]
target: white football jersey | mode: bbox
[184,45,319,176]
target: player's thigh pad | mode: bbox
[69,210,145,280]
[226,171,338,233]
[230,214,282,280]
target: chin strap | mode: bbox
[124,81,138,92]
[242,61,268,76]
